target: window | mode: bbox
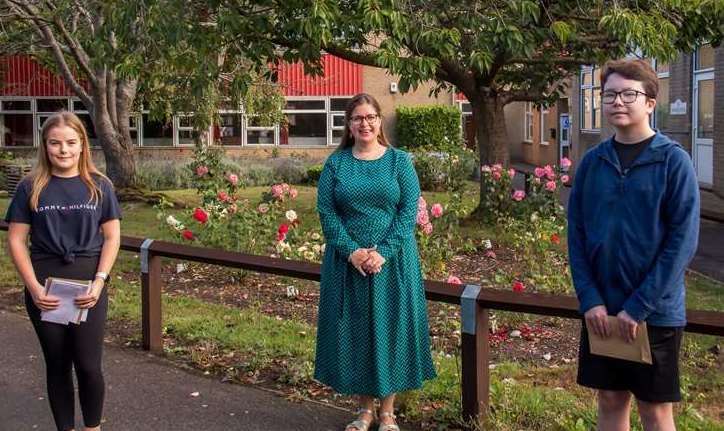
[652,60,670,131]
[524,103,533,141]
[281,98,327,146]
[580,66,601,130]
[695,44,714,71]
[142,114,173,146]
[36,98,69,113]
[176,115,196,146]
[0,98,33,147]
[217,112,242,146]
[540,108,549,145]
[246,116,277,145]
[329,97,352,145]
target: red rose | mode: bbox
[550,233,560,245]
[193,208,208,224]
[278,224,289,234]
[277,232,286,242]
[512,281,526,293]
[182,230,194,240]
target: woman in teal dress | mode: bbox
[315,93,436,431]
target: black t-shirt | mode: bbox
[5,175,122,262]
[613,134,655,172]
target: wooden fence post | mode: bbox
[460,284,489,429]
[140,239,162,353]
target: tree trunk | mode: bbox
[93,109,138,188]
[470,95,509,217]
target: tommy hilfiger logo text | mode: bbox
[36,204,98,212]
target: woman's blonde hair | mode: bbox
[28,111,108,210]
[338,93,389,150]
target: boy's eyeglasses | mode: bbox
[602,89,652,104]
[350,114,380,125]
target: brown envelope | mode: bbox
[587,316,653,364]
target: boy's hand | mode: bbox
[616,310,638,343]
[584,305,610,338]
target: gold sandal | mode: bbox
[377,411,400,431]
[345,408,375,431]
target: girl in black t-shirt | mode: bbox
[5,111,121,431]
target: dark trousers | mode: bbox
[26,256,106,431]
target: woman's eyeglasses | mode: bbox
[350,114,380,125]
[601,89,652,104]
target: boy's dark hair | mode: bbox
[601,59,659,99]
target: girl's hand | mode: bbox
[75,279,104,309]
[362,251,386,274]
[31,283,61,311]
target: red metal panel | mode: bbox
[278,54,361,96]
[1,55,81,97]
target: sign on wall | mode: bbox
[670,99,687,115]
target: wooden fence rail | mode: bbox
[1,221,722,428]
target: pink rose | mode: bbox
[195,165,209,177]
[227,174,239,186]
[508,168,516,179]
[544,165,555,180]
[545,180,557,192]
[257,203,269,214]
[416,210,430,226]
[281,183,290,193]
[446,275,462,285]
[534,167,546,178]
[422,222,433,235]
[289,188,299,199]
[417,196,427,211]
[561,175,570,184]
[228,203,238,214]
[560,157,572,169]
[430,203,443,218]
[217,191,230,202]
[512,190,525,201]
[492,163,503,172]
[480,165,492,173]
[271,184,284,199]
[492,171,502,181]
[485,250,497,259]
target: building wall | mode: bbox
[362,66,454,145]
[714,47,723,196]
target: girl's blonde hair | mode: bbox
[28,111,109,210]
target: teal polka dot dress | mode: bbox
[314,146,436,397]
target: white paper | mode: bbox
[40,278,91,325]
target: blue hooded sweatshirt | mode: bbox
[567,132,699,327]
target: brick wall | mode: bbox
[714,46,723,196]
[666,52,693,152]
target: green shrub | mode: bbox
[396,105,463,152]
[411,148,476,193]
[305,164,323,184]
[136,160,194,191]
[270,157,308,184]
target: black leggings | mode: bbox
[26,256,107,431]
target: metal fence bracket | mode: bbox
[461,284,482,335]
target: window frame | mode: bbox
[579,66,601,132]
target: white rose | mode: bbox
[311,232,321,241]
[304,251,316,261]
[297,246,308,253]
[312,244,321,253]
[285,210,298,222]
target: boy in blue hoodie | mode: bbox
[568,59,700,430]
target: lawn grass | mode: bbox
[1,187,722,430]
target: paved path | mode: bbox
[0,310,350,430]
